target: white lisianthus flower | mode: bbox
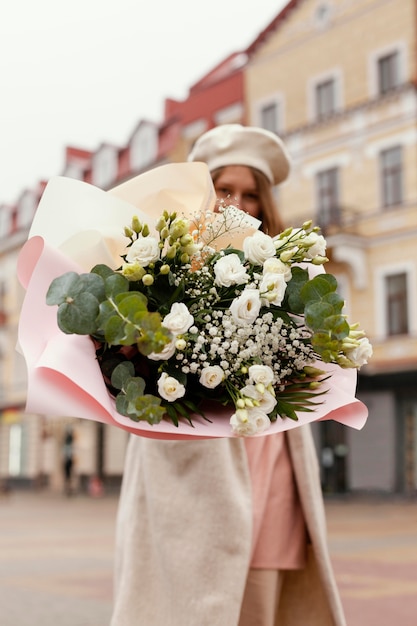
[157,372,186,401]
[214,254,249,287]
[259,272,287,306]
[163,302,194,336]
[125,236,160,267]
[247,408,271,434]
[243,231,276,265]
[230,409,258,436]
[229,289,261,326]
[199,365,224,389]
[344,337,373,367]
[148,340,177,361]
[230,407,271,436]
[248,364,274,386]
[262,257,292,282]
[240,385,277,414]
[303,232,327,259]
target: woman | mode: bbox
[110,125,346,626]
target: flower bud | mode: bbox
[303,365,326,377]
[175,338,186,350]
[155,217,167,232]
[236,398,246,409]
[180,234,193,247]
[131,216,142,233]
[236,408,248,422]
[159,264,170,275]
[124,226,134,238]
[166,246,177,259]
[255,383,265,394]
[142,224,150,237]
[311,255,329,265]
[142,274,154,286]
[280,247,299,263]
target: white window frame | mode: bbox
[315,166,340,227]
[368,41,407,99]
[307,68,343,123]
[375,262,416,338]
[130,123,158,172]
[92,145,118,189]
[17,191,36,229]
[214,103,244,126]
[379,145,403,208]
[182,119,208,141]
[252,92,285,134]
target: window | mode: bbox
[380,146,402,207]
[316,168,340,228]
[92,146,118,189]
[260,102,279,134]
[385,273,408,335]
[316,78,336,119]
[378,51,399,94]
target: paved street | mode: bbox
[0,490,416,625]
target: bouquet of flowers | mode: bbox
[17,163,370,439]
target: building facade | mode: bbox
[1,0,415,495]
[245,0,417,493]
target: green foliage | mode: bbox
[46,267,172,355]
[300,274,350,361]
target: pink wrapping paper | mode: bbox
[17,164,368,439]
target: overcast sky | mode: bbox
[0,0,288,205]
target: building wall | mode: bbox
[245,0,417,493]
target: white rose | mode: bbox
[248,365,274,386]
[262,257,292,282]
[259,272,287,306]
[303,232,327,259]
[199,365,224,389]
[148,339,177,361]
[240,385,277,414]
[243,231,276,265]
[163,302,194,336]
[157,372,186,401]
[214,254,249,287]
[125,236,160,267]
[345,337,373,367]
[229,289,261,326]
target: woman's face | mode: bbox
[213,165,261,218]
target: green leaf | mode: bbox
[56,292,101,335]
[111,362,135,390]
[46,272,81,305]
[91,264,115,280]
[105,274,132,299]
[284,267,309,313]
[301,274,337,303]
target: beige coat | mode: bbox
[111,425,346,626]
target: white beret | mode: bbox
[188,124,291,185]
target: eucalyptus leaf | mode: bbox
[111,361,135,390]
[56,292,100,335]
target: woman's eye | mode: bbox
[244,193,259,201]
[215,187,232,198]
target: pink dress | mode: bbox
[244,432,307,569]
